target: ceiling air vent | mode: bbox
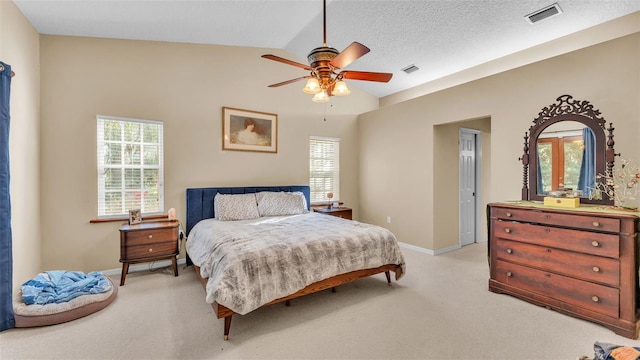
[526,3,562,24]
[401,64,419,74]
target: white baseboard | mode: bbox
[399,241,485,255]
[101,258,187,277]
[399,241,436,255]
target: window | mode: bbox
[309,136,340,203]
[97,116,164,218]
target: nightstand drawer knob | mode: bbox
[592,296,599,303]
[506,271,512,277]
[506,248,513,254]
[148,248,153,252]
[148,235,153,239]
[592,222,600,227]
[591,241,600,247]
[505,212,512,217]
[592,266,600,272]
[504,228,512,233]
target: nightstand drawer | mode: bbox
[119,221,180,285]
[313,207,352,220]
[122,242,178,261]
[123,228,177,246]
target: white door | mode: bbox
[459,129,478,246]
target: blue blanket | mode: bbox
[21,271,111,305]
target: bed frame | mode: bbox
[185,185,402,340]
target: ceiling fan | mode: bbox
[261,0,393,102]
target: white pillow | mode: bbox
[214,193,260,221]
[255,191,308,217]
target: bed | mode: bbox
[185,185,406,340]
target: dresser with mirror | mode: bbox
[488,95,640,339]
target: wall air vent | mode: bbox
[401,64,419,74]
[526,3,562,24]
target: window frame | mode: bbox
[96,115,164,219]
[309,136,340,205]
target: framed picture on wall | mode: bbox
[128,209,142,225]
[222,107,278,153]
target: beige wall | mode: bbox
[39,36,378,273]
[359,31,640,252]
[1,2,41,291]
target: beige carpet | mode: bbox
[1,243,638,360]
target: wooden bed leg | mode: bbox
[224,316,232,341]
[285,300,291,306]
[385,271,392,286]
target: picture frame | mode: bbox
[128,209,142,225]
[222,107,278,153]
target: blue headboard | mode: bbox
[185,185,311,236]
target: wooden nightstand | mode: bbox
[313,207,352,220]
[119,221,179,286]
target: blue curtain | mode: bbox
[537,151,544,195]
[0,62,14,332]
[578,127,596,193]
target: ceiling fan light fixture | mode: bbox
[303,78,322,94]
[333,80,350,96]
[312,90,329,102]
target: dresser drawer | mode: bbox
[493,260,619,318]
[492,220,620,258]
[122,241,178,261]
[123,228,178,246]
[494,239,620,287]
[492,207,620,233]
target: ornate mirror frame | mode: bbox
[521,95,616,205]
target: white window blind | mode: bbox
[97,116,164,218]
[309,136,340,203]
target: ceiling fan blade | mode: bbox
[262,54,311,70]
[330,42,370,69]
[267,76,311,88]
[341,71,393,83]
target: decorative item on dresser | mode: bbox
[488,202,640,339]
[119,221,180,286]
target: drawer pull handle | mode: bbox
[148,248,153,253]
[592,296,599,303]
[505,212,512,217]
[546,248,551,253]
[592,241,600,247]
[506,248,513,254]
[592,222,600,227]
[506,272,512,277]
[592,266,600,272]
[148,235,153,239]
[504,228,512,233]
[545,215,551,219]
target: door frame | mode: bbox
[459,128,483,246]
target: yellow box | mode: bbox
[543,196,580,208]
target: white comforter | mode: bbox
[186,212,406,315]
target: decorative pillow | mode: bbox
[256,191,308,217]
[214,193,260,221]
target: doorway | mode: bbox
[459,128,482,247]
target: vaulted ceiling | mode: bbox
[14,0,640,98]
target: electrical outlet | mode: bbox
[386,216,391,224]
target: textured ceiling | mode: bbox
[13,0,640,98]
